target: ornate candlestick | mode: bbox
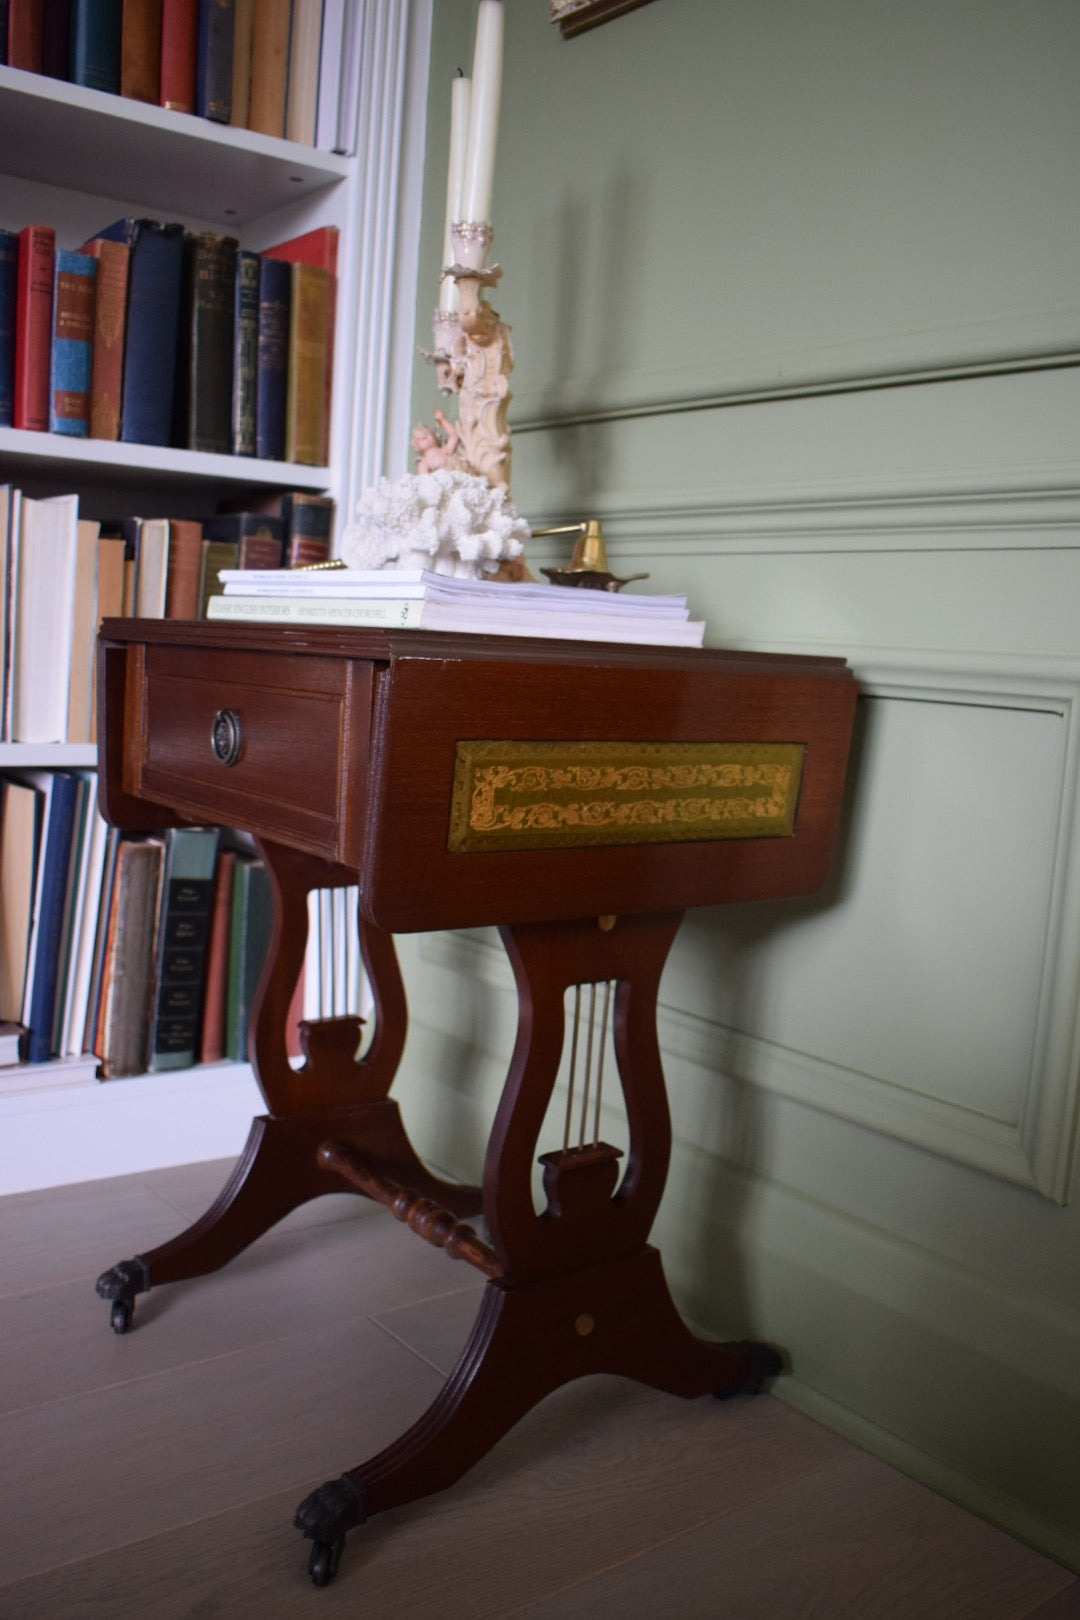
[418,221,514,494]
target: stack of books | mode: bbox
[1,218,337,465]
[207,568,707,647]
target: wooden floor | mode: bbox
[2,1158,1078,1620]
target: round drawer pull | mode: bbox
[211,708,243,766]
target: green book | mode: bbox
[225,855,273,1063]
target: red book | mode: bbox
[8,1,44,72]
[199,847,235,1064]
[163,519,203,619]
[82,236,129,441]
[14,225,55,432]
[160,0,197,114]
[262,226,338,466]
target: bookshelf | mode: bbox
[0,0,421,1193]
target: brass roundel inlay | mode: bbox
[575,1313,596,1338]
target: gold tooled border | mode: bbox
[448,740,805,853]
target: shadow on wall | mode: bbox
[528,166,649,510]
[663,695,873,1341]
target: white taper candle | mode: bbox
[460,0,504,226]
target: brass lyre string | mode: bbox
[563,985,582,1151]
[564,981,615,1151]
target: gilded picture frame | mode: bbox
[550,0,658,39]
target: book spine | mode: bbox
[26,774,78,1063]
[262,227,337,465]
[160,0,197,113]
[255,257,289,460]
[285,0,320,146]
[164,518,203,618]
[207,594,425,627]
[0,3,7,66]
[49,250,97,437]
[115,219,184,447]
[282,492,333,566]
[95,836,164,1078]
[70,0,123,94]
[195,0,233,122]
[315,0,344,152]
[7,0,43,71]
[285,261,329,466]
[172,230,237,453]
[0,229,16,429]
[225,856,271,1063]
[82,237,128,441]
[231,248,259,456]
[41,0,72,79]
[119,0,162,102]
[148,828,219,1070]
[14,225,55,432]
[229,0,252,127]
[196,537,238,617]
[246,0,290,138]
[198,846,235,1062]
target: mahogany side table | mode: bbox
[92,622,857,1585]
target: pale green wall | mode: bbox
[400,0,1080,1568]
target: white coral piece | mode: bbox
[340,470,530,579]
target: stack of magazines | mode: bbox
[206,568,706,647]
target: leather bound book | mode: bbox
[65,517,101,743]
[13,224,55,433]
[282,492,333,567]
[81,236,129,440]
[163,518,203,618]
[254,254,289,461]
[246,0,290,138]
[198,845,235,1062]
[195,0,233,123]
[70,0,123,94]
[263,224,337,464]
[7,0,44,72]
[195,536,238,617]
[94,217,184,446]
[172,230,238,454]
[0,229,16,429]
[119,0,162,102]
[41,0,72,79]
[231,248,258,456]
[147,826,219,1070]
[203,511,284,570]
[159,0,197,113]
[284,261,330,466]
[229,0,252,128]
[94,834,165,1079]
[49,249,97,438]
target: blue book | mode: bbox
[25,773,80,1063]
[255,256,290,461]
[196,0,234,123]
[49,250,97,437]
[70,0,122,94]
[0,228,16,429]
[94,218,184,447]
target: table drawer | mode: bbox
[129,645,370,862]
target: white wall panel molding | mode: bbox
[659,649,1080,1204]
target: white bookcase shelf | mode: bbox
[0,64,349,228]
